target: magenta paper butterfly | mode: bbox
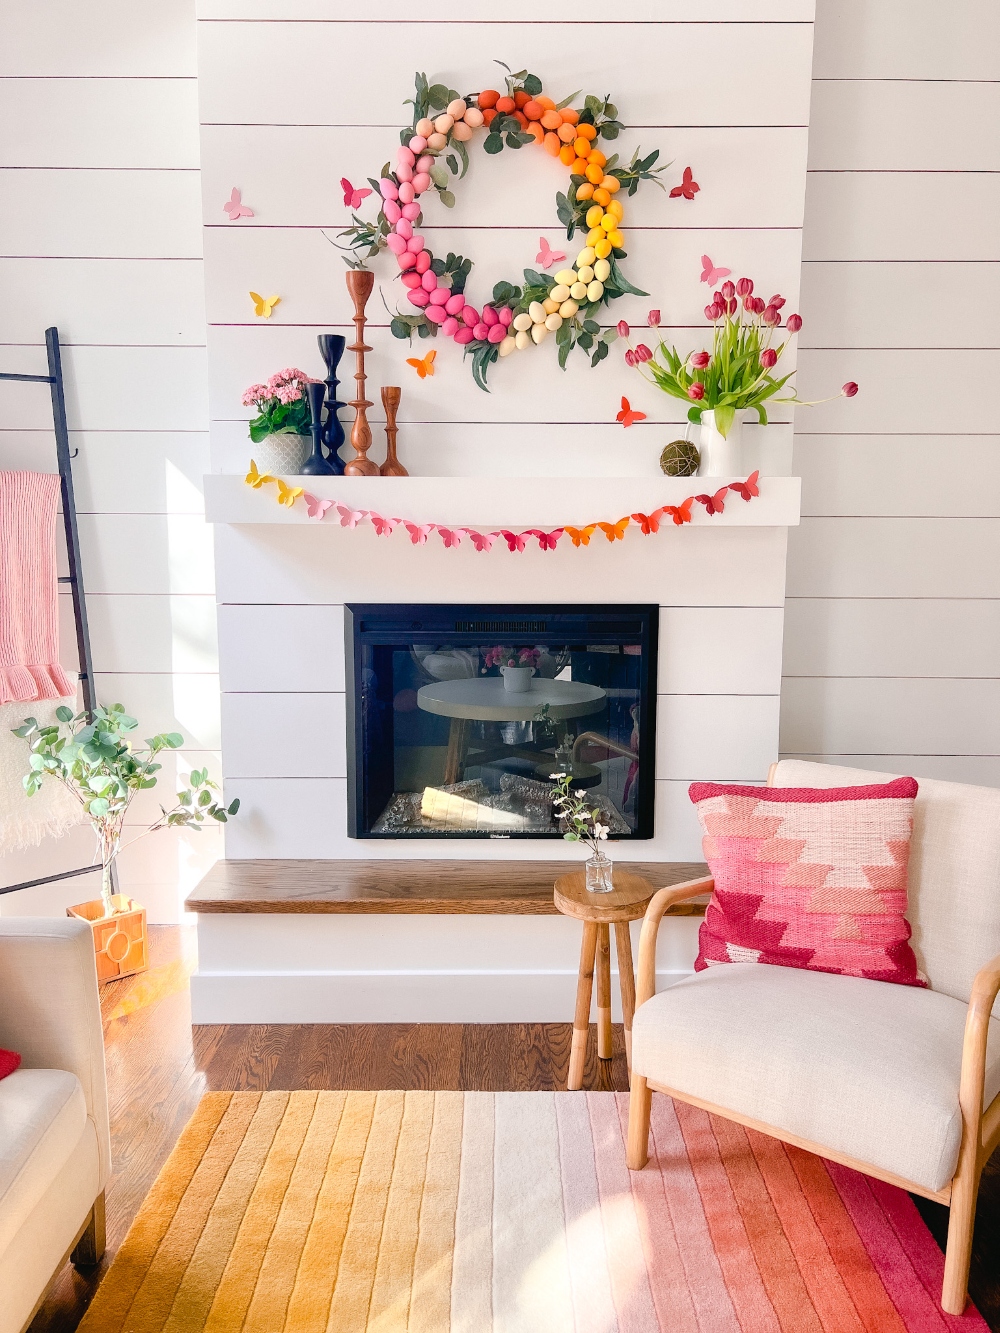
[700,255,731,285]
[695,486,729,516]
[405,522,434,545]
[729,470,761,502]
[438,527,462,549]
[303,493,333,519]
[535,237,566,270]
[524,528,562,551]
[463,529,496,552]
[369,512,401,537]
[341,177,372,209]
[336,503,366,528]
[500,530,528,553]
[223,188,254,220]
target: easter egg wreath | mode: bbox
[337,64,692,390]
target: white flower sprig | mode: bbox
[550,771,610,854]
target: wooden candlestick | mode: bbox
[344,269,379,476]
[380,386,408,476]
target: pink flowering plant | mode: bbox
[242,368,320,444]
[483,645,540,670]
[620,278,858,438]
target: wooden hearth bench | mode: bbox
[185,859,711,915]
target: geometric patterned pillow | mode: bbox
[688,777,926,987]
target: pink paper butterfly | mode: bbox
[369,512,401,537]
[223,188,254,220]
[438,527,462,548]
[341,177,372,209]
[695,486,729,516]
[535,237,566,270]
[336,503,366,528]
[303,493,333,519]
[700,255,731,285]
[405,522,435,545]
[500,530,527,553]
[463,529,496,552]
[524,528,562,551]
[729,470,761,502]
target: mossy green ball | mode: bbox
[659,438,700,477]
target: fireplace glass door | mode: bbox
[346,605,657,839]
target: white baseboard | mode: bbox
[190,968,694,1024]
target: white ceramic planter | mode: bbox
[251,433,310,475]
[500,665,535,693]
[697,410,744,476]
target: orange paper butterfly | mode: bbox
[616,396,646,428]
[631,510,664,535]
[406,350,436,379]
[663,497,694,526]
[597,517,630,542]
[564,525,596,547]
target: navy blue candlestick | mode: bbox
[317,333,347,477]
[302,381,336,476]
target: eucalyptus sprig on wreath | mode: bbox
[13,704,239,918]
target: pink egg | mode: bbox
[420,269,437,292]
[424,304,445,324]
[428,287,449,305]
[414,251,431,274]
[408,135,427,153]
[383,200,401,224]
[454,327,475,345]
[379,178,398,201]
[398,252,417,270]
[445,293,465,316]
[411,172,431,195]
[481,305,498,326]
[401,202,421,220]
[473,322,489,341]
[398,182,415,204]
[397,146,415,167]
[396,163,413,183]
[487,324,506,344]
[401,271,423,289]
[406,235,424,254]
[461,306,479,327]
[386,233,407,255]
[416,155,434,173]
[442,316,459,336]
[499,306,513,326]
[409,289,430,307]
[395,218,412,239]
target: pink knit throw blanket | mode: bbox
[0,472,74,704]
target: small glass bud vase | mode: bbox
[585,850,614,894]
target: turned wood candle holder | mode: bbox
[380,386,408,477]
[344,269,379,476]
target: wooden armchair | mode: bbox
[626,760,1000,1316]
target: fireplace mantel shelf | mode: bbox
[203,474,801,528]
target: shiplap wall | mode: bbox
[780,0,1000,784]
[0,1,222,920]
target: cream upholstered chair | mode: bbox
[626,760,1000,1317]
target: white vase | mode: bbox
[251,433,309,474]
[696,410,744,477]
[500,665,535,693]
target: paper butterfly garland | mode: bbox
[535,237,566,270]
[250,292,280,318]
[616,396,647,428]
[224,188,254,220]
[248,465,762,551]
[406,350,436,379]
[670,167,700,201]
[700,255,731,285]
[341,177,372,209]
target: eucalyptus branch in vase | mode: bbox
[550,771,613,891]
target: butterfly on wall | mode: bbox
[670,167,700,201]
[405,522,434,545]
[464,529,496,552]
[336,504,366,529]
[597,517,630,542]
[250,292,281,319]
[695,486,729,515]
[729,470,761,502]
[341,178,372,210]
[275,480,303,507]
[500,530,527,553]
[303,493,333,519]
[631,510,663,535]
[700,255,731,285]
[616,396,647,428]
[406,350,436,379]
[564,525,596,547]
[245,460,274,489]
[223,187,253,220]
[662,497,694,526]
[369,512,402,537]
[523,528,562,551]
[535,237,566,270]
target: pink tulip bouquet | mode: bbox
[620,278,858,438]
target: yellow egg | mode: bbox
[607,200,624,221]
[587,279,605,302]
[528,301,547,323]
[600,214,616,232]
[586,226,604,247]
[531,322,549,344]
[570,281,588,300]
[575,246,596,268]
[514,329,531,350]
[512,312,533,332]
[549,284,571,303]
[554,268,577,287]
[498,335,517,356]
[577,265,594,283]
[593,258,611,281]
[559,299,579,318]
[542,297,560,314]
[608,228,625,249]
[585,205,605,229]
[594,238,612,259]
[544,312,563,331]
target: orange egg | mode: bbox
[560,107,579,125]
[573,137,590,158]
[523,100,543,121]
[514,110,528,127]
[543,130,561,156]
[587,149,607,168]
[535,95,556,111]
[577,122,598,140]
[571,158,589,176]
[540,109,562,130]
[525,121,544,143]
[585,162,604,184]
[557,122,576,143]
[496,96,515,114]
[592,187,611,206]
[478,89,500,109]
[575,181,595,200]
[559,144,576,165]
[603,174,621,193]
[514,90,530,108]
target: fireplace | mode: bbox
[345,604,658,840]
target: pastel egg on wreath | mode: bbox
[514,329,531,350]
[415,117,435,137]
[415,250,431,274]
[473,321,489,340]
[531,323,549,344]
[577,265,595,284]
[463,106,484,128]
[416,155,434,173]
[386,233,407,255]
[379,178,399,201]
[608,229,625,249]
[425,304,446,323]
[396,162,414,183]
[594,237,612,259]
[398,181,415,204]
[396,218,413,239]
[402,271,423,290]
[409,289,430,306]
[462,306,479,326]
[587,279,604,302]
[398,252,417,270]
[428,286,449,305]
[559,299,579,318]
[487,323,506,344]
[553,268,576,286]
[586,227,604,247]
[442,315,460,336]
[570,281,588,301]
[512,312,532,332]
[481,305,499,326]
[528,301,546,323]
[498,306,513,326]
[412,172,431,194]
[544,312,563,332]
[542,298,560,315]
[548,284,570,303]
[409,135,428,153]
[499,335,517,357]
[576,246,596,267]
[406,234,424,253]
[401,202,421,221]
[427,132,447,150]
[445,292,466,315]
[593,258,611,281]
[420,269,437,291]
[447,98,467,119]
[455,326,475,345]
[398,145,416,166]
[384,200,401,224]
[452,121,473,142]
[434,114,454,134]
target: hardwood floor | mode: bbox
[29,925,1000,1331]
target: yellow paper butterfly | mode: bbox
[245,459,275,489]
[564,525,596,547]
[250,291,281,318]
[406,349,436,379]
[275,479,304,507]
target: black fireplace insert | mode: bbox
[345,604,658,839]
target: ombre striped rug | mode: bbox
[79,1090,985,1332]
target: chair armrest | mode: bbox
[636,876,714,1008]
[0,918,111,1187]
[959,951,1000,1138]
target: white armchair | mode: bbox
[627,760,1000,1316]
[0,918,112,1333]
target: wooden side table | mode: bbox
[553,868,656,1090]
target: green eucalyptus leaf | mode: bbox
[523,73,542,96]
[55,706,74,723]
[483,133,503,155]
[438,189,456,208]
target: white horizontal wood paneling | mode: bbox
[198,1,815,22]
[801,175,1000,262]
[214,524,790,607]
[811,0,999,80]
[798,262,1000,350]
[656,694,779,779]
[85,594,218,672]
[0,79,199,168]
[787,519,1000,599]
[807,82,1000,172]
[783,600,1000,679]
[780,677,1000,757]
[90,672,221,748]
[218,604,346,691]
[2,1,198,77]
[222,692,346,776]
[658,608,784,695]
[78,514,215,595]
[796,436,1000,518]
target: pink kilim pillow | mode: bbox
[689,777,925,986]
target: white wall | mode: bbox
[0,1,222,919]
[780,0,1000,785]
